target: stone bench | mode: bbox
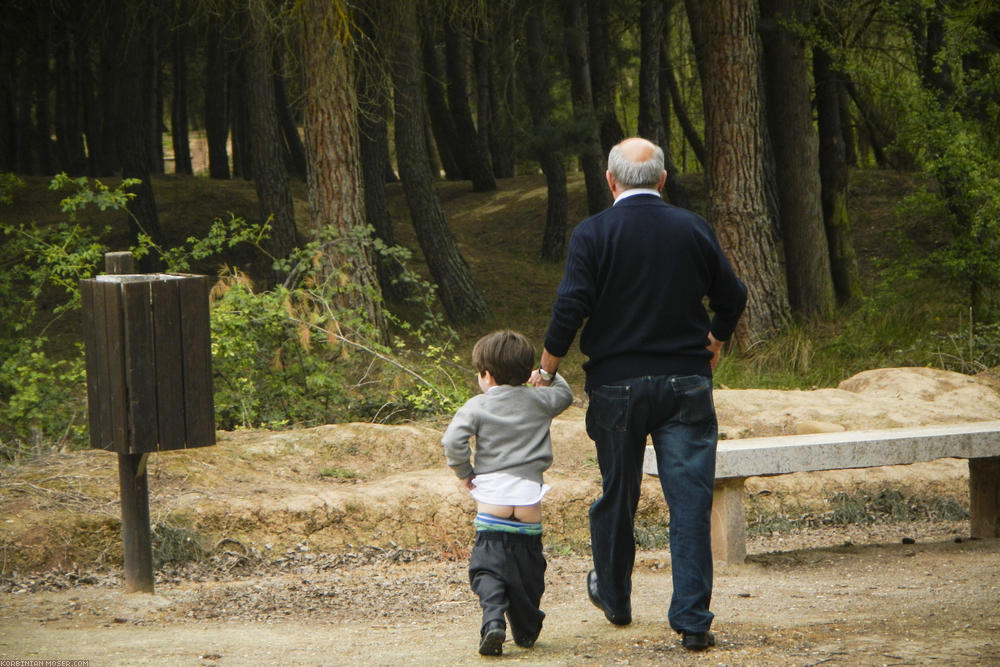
[642,420,1000,564]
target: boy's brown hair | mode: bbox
[471,330,535,386]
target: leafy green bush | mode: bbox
[0,174,468,459]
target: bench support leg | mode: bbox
[970,456,1000,538]
[711,478,747,564]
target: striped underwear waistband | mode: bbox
[474,512,543,535]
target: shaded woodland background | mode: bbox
[2,0,1000,456]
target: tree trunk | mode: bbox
[483,4,516,179]
[638,0,664,146]
[118,1,166,260]
[523,2,569,262]
[661,43,706,168]
[300,0,387,339]
[204,18,230,179]
[389,0,490,323]
[230,46,252,180]
[562,0,612,215]
[703,0,790,343]
[170,22,193,175]
[54,25,88,175]
[587,0,623,154]
[761,0,835,319]
[354,1,409,300]
[813,45,861,304]
[31,29,54,175]
[445,17,496,192]
[247,0,298,276]
[273,54,308,181]
[419,10,464,181]
[0,38,14,172]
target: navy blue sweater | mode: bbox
[544,194,747,392]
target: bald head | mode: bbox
[607,138,666,193]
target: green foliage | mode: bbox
[0,172,24,204]
[0,175,124,459]
[0,175,469,459]
[49,173,139,220]
[151,216,467,430]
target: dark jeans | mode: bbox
[586,374,717,633]
[469,531,547,642]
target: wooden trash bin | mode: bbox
[80,273,215,453]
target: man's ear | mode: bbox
[605,170,615,194]
[657,169,667,191]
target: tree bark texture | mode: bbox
[638,0,664,146]
[445,18,496,192]
[761,0,835,319]
[204,18,230,179]
[354,2,409,300]
[587,0,623,154]
[661,43,706,168]
[562,0,612,215]
[117,1,165,259]
[523,3,569,262]
[300,0,386,337]
[390,0,490,323]
[813,45,861,304]
[703,0,790,342]
[273,52,308,181]
[420,11,464,180]
[483,4,516,179]
[171,23,193,175]
[247,0,298,274]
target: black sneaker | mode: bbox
[586,570,632,626]
[681,630,716,651]
[479,620,506,656]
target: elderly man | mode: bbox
[531,137,747,651]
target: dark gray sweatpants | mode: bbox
[468,531,546,642]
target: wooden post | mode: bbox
[970,456,1000,538]
[711,478,747,564]
[106,251,155,594]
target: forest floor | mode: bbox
[3,366,1000,666]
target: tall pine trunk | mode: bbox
[171,23,193,175]
[523,3,569,262]
[562,0,612,215]
[587,0,624,154]
[247,0,298,275]
[300,0,386,339]
[761,0,835,319]
[445,17,496,192]
[703,0,790,342]
[813,45,860,304]
[204,18,230,179]
[389,0,489,323]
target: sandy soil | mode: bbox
[3,367,1000,665]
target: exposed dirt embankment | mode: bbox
[2,366,999,575]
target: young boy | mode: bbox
[442,330,573,656]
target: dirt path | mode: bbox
[4,528,999,666]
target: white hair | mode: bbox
[607,142,665,188]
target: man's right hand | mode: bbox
[707,333,724,370]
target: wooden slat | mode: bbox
[151,278,185,450]
[122,281,158,453]
[178,275,215,447]
[81,280,112,450]
[100,280,129,452]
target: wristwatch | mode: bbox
[537,367,555,382]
